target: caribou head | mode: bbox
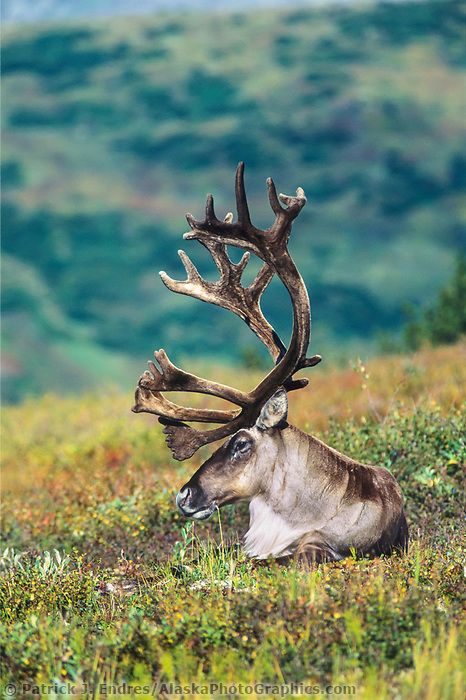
[133,164,408,564]
[175,388,290,522]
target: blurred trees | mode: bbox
[405,256,466,350]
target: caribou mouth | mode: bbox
[179,504,216,521]
[190,505,216,520]
[176,491,216,520]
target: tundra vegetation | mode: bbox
[1,342,465,697]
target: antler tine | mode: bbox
[235,161,253,228]
[133,377,238,423]
[205,193,220,225]
[266,176,283,216]
[159,250,202,292]
[137,348,251,407]
[235,251,250,278]
[267,176,307,221]
[248,262,274,302]
[201,240,236,280]
[265,177,307,252]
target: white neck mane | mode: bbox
[243,496,309,559]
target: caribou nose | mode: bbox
[176,487,192,512]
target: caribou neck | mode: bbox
[253,426,352,517]
[244,425,351,559]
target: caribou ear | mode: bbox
[256,387,288,431]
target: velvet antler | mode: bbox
[132,163,321,459]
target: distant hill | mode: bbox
[2,0,465,402]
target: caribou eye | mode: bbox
[232,436,252,457]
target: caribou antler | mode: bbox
[132,163,321,460]
[160,239,284,362]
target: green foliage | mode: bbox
[0,549,98,625]
[2,0,466,402]
[1,347,465,695]
[405,255,466,349]
[1,399,464,692]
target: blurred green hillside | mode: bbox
[2,0,465,402]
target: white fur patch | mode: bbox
[243,496,308,559]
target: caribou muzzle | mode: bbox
[176,485,216,520]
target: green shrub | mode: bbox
[405,256,466,350]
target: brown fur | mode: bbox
[177,414,408,563]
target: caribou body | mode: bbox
[133,163,408,564]
[176,389,408,563]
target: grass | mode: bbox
[1,343,465,697]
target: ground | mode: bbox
[1,343,465,698]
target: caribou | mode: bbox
[132,163,408,564]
